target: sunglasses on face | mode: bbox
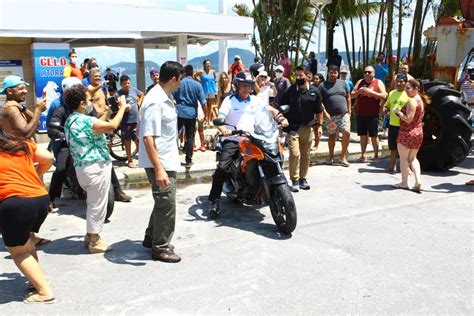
[364,71,372,74]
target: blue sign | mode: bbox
[32,44,70,132]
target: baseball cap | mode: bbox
[258,70,268,78]
[0,75,29,94]
[234,55,241,60]
[275,65,284,72]
[340,68,348,73]
[396,73,408,81]
[149,67,159,75]
[61,77,82,92]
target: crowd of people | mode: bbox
[0,49,435,303]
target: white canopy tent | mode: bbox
[0,0,253,89]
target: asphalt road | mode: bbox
[1,156,472,314]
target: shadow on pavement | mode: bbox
[53,198,87,221]
[360,184,398,192]
[104,239,148,266]
[430,183,474,193]
[187,195,291,240]
[39,235,89,256]
[357,167,390,174]
[0,272,25,304]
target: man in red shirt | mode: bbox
[278,52,292,79]
[228,55,245,81]
[351,66,387,162]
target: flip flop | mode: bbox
[354,157,368,163]
[339,160,350,167]
[34,238,51,248]
[392,183,409,190]
[23,292,55,304]
[412,184,422,194]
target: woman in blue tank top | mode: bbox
[195,59,217,124]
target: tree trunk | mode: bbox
[396,0,403,71]
[350,17,356,69]
[412,0,424,62]
[366,0,370,63]
[359,16,366,66]
[378,3,386,54]
[386,0,394,79]
[342,22,353,70]
[326,14,337,59]
[373,0,384,61]
[303,11,319,56]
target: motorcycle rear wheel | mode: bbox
[268,184,297,235]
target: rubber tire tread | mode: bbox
[268,184,297,235]
[106,184,114,220]
[418,82,472,171]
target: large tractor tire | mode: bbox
[418,81,473,171]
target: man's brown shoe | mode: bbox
[114,188,132,202]
[152,248,181,263]
[142,236,174,250]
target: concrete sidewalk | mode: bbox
[40,129,389,187]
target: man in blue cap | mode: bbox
[0,75,46,139]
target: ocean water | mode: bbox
[125,74,153,90]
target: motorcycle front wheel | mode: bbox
[268,184,297,234]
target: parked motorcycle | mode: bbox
[213,105,297,234]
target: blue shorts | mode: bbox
[120,122,138,142]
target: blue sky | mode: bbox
[76,0,436,68]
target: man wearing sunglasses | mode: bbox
[351,66,387,162]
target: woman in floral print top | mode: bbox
[64,84,126,253]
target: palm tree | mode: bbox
[385,0,394,77]
[233,0,316,72]
[323,0,381,68]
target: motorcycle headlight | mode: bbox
[263,142,279,156]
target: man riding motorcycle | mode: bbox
[207,70,289,220]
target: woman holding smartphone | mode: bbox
[393,79,425,193]
[64,84,126,253]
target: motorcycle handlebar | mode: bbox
[231,130,252,137]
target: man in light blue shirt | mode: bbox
[173,65,207,167]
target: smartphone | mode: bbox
[107,96,119,113]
